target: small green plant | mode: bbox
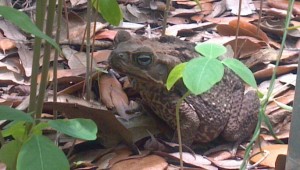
[166,43,257,168]
[167,43,257,93]
[0,106,97,170]
[0,5,99,170]
[0,2,123,169]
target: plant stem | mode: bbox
[53,0,63,120]
[175,91,191,169]
[85,0,92,101]
[35,0,57,117]
[0,130,5,146]
[234,0,242,58]
[241,0,295,169]
[28,0,46,113]
[162,0,171,36]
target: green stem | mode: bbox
[26,0,47,136]
[85,0,92,101]
[240,0,295,169]
[35,0,57,117]
[175,91,191,169]
[53,0,63,119]
[28,0,46,113]
[0,129,5,147]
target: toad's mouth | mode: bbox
[110,58,166,85]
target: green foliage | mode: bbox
[183,57,224,95]
[32,122,49,135]
[166,43,257,95]
[48,119,97,140]
[0,4,99,170]
[2,121,26,141]
[92,0,123,26]
[0,6,61,52]
[222,58,257,88]
[195,43,227,59]
[0,106,33,123]
[0,140,22,170]
[166,62,186,90]
[0,105,98,169]
[17,135,70,170]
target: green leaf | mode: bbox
[0,140,22,170]
[32,122,49,135]
[195,43,227,58]
[0,106,33,122]
[0,6,61,52]
[2,121,26,141]
[222,58,257,88]
[17,135,69,170]
[92,0,123,26]
[48,118,97,140]
[273,100,293,111]
[166,62,187,90]
[183,57,224,95]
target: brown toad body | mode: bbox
[109,31,260,145]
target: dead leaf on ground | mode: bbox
[266,89,294,115]
[120,4,149,23]
[217,18,269,43]
[111,154,167,170]
[205,1,226,18]
[62,46,97,69]
[267,0,300,15]
[0,38,16,54]
[254,64,297,79]
[98,74,130,118]
[226,0,255,16]
[37,67,86,84]
[165,22,214,36]
[251,144,288,168]
[92,50,111,63]
[44,101,134,148]
[209,158,246,170]
[0,70,27,85]
[257,18,300,38]
[155,151,216,169]
[205,16,257,25]
[167,17,191,25]
[94,29,118,41]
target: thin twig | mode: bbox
[162,0,171,36]
[234,0,243,58]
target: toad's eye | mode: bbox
[136,54,152,66]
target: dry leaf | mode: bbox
[165,22,214,36]
[44,101,135,148]
[167,17,191,25]
[217,19,269,43]
[229,19,269,43]
[111,155,168,170]
[226,0,255,16]
[94,29,118,41]
[251,144,288,168]
[0,38,16,54]
[92,50,112,64]
[254,64,297,79]
[267,0,300,15]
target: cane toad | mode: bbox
[109,31,260,146]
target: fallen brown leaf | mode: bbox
[111,155,168,170]
[251,144,288,168]
[0,38,15,54]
